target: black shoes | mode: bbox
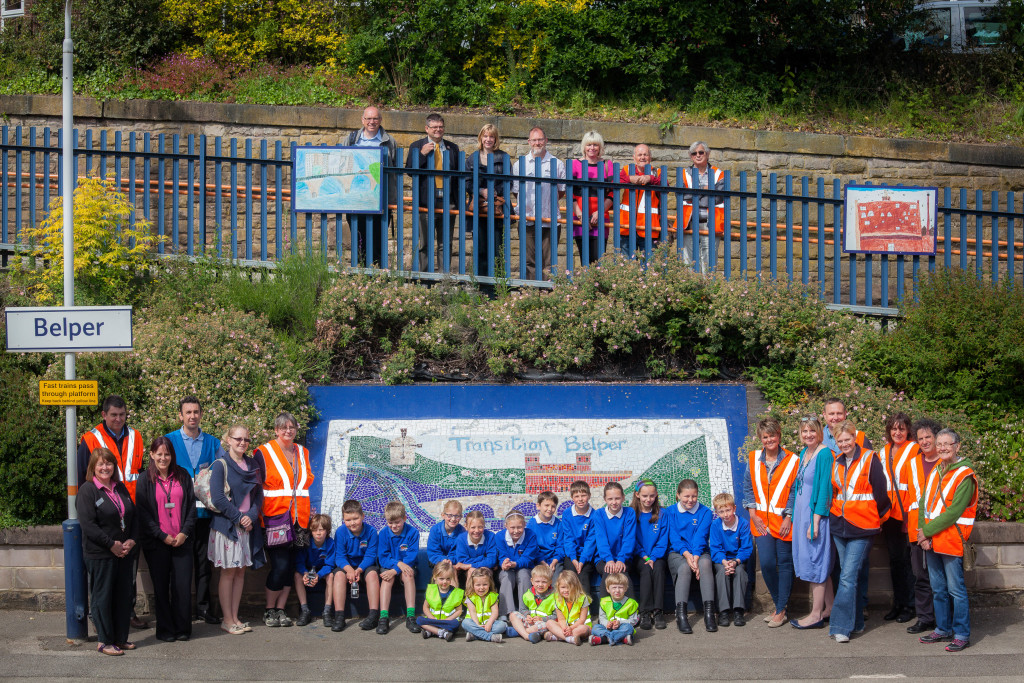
[331,615,347,632]
[638,611,653,630]
[360,610,380,631]
[733,609,746,627]
[653,609,667,630]
[703,601,718,632]
[883,606,901,621]
[718,610,732,627]
[296,607,313,627]
[675,603,692,634]
[907,620,936,634]
[406,617,422,634]
[919,631,953,644]
[896,608,916,624]
[376,616,390,635]
[196,610,221,625]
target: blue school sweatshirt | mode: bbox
[377,523,420,571]
[527,515,560,564]
[635,509,669,562]
[334,523,379,571]
[593,507,637,563]
[558,506,597,562]
[665,502,713,556]
[295,536,336,578]
[426,521,466,565]
[454,529,498,568]
[709,514,754,564]
[495,527,539,569]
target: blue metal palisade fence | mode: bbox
[1,125,1021,308]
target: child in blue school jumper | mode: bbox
[416,560,464,642]
[427,499,466,567]
[631,478,669,630]
[377,501,421,635]
[664,478,715,634]
[559,480,598,599]
[462,567,506,643]
[709,492,752,627]
[527,491,561,575]
[592,482,637,600]
[330,499,380,632]
[293,513,336,627]
[454,510,498,571]
[496,511,539,614]
[590,572,640,646]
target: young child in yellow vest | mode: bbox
[545,570,592,644]
[507,563,557,643]
[416,560,464,641]
[590,572,640,645]
[462,567,505,643]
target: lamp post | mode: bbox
[60,0,88,642]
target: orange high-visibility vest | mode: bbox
[681,166,725,235]
[907,454,937,542]
[257,440,313,527]
[618,165,673,238]
[830,449,887,531]
[748,448,799,541]
[922,462,977,557]
[82,424,143,502]
[880,441,922,522]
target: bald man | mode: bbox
[618,143,665,256]
[344,106,398,267]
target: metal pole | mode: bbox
[60,0,88,641]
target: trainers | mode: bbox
[296,607,312,627]
[406,618,422,634]
[376,617,390,635]
[276,609,294,627]
[920,631,953,644]
[638,612,653,631]
[331,616,346,632]
[833,633,850,643]
[264,609,280,628]
[945,638,969,652]
[589,635,602,646]
[422,629,431,639]
[528,632,542,644]
[359,611,380,631]
[543,632,558,642]
[624,634,634,646]
[465,631,476,642]
[439,629,453,642]
[491,633,502,644]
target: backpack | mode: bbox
[194,459,230,514]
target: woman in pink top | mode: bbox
[136,436,198,642]
[571,130,614,267]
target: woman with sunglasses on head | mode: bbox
[790,417,835,629]
[208,424,265,634]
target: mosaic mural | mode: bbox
[318,418,734,539]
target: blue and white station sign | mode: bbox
[5,306,133,353]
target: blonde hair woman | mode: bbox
[467,124,511,277]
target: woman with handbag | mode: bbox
[136,436,197,642]
[255,412,314,628]
[208,424,265,635]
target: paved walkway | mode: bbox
[1,606,1022,681]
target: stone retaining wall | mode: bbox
[3,522,1021,613]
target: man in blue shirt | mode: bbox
[344,106,398,268]
[165,396,221,624]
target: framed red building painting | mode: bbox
[843,185,938,255]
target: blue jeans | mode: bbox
[926,550,970,641]
[831,536,872,637]
[462,618,507,641]
[592,621,634,644]
[754,535,794,613]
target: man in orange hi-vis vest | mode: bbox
[916,429,977,653]
[905,417,943,635]
[680,141,725,274]
[76,394,148,629]
[617,144,674,255]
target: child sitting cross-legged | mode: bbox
[507,563,557,644]
[545,570,592,645]
[590,572,640,646]
[462,567,505,643]
[416,560,464,642]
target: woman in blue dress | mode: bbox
[791,417,835,629]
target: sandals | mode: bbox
[97,643,124,656]
[238,622,253,632]
[117,642,137,650]
[220,623,246,635]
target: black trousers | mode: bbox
[909,541,935,623]
[634,556,667,613]
[192,516,213,616]
[86,554,135,646]
[266,544,294,592]
[881,518,915,609]
[144,541,194,639]
[347,213,391,268]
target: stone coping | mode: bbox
[2,520,1021,546]
[2,95,1023,168]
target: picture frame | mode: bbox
[291,145,385,214]
[843,184,938,256]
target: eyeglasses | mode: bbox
[426,124,444,130]
[442,513,461,520]
[362,116,381,121]
[277,425,297,432]
[690,150,707,157]
[231,436,251,443]
[800,416,817,423]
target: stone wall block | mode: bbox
[0,567,13,590]
[1000,545,1024,567]
[0,548,53,568]
[974,544,1000,567]
[832,159,868,175]
[972,567,1024,591]
[13,568,65,590]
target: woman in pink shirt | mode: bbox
[136,436,198,642]
[570,129,614,267]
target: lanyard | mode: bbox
[97,479,126,531]
[157,475,175,507]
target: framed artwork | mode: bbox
[843,184,938,255]
[292,146,385,214]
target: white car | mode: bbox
[905,0,1005,51]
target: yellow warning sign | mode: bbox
[39,380,99,406]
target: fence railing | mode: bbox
[2,125,1022,308]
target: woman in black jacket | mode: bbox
[76,447,139,656]
[136,436,197,642]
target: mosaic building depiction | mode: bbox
[318,418,735,541]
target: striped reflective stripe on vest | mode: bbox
[924,465,975,525]
[263,441,310,498]
[89,427,139,482]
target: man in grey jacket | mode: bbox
[344,106,398,267]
